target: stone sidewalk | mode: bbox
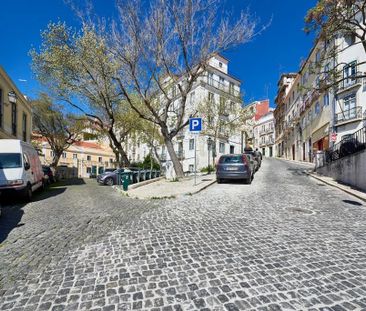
[117,174,216,199]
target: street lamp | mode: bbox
[207,137,212,174]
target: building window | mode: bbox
[219,142,225,154]
[343,93,356,118]
[109,158,113,163]
[345,33,356,46]
[207,73,214,85]
[51,151,55,157]
[73,154,78,159]
[11,102,17,136]
[98,157,102,163]
[315,50,321,63]
[344,61,357,82]
[190,92,195,105]
[172,86,177,97]
[189,164,194,172]
[0,89,3,128]
[189,139,194,150]
[87,155,91,161]
[230,101,235,112]
[86,167,91,174]
[230,145,235,154]
[208,92,214,102]
[219,62,223,68]
[22,113,27,141]
[324,93,329,106]
[315,102,320,115]
[219,76,225,85]
[229,82,235,95]
[62,152,67,159]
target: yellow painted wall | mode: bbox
[0,66,32,143]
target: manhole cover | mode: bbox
[289,207,316,215]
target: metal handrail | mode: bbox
[324,126,366,164]
[335,106,362,124]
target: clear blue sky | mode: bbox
[0,0,317,108]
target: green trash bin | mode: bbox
[122,174,129,191]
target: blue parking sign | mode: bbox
[189,118,202,132]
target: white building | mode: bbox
[332,33,366,142]
[126,55,243,177]
[254,111,275,157]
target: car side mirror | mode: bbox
[24,163,30,171]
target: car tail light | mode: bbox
[242,154,249,167]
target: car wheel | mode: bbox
[105,177,114,186]
[217,178,222,184]
[24,184,33,201]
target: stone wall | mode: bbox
[317,149,366,191]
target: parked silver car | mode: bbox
[216,154,255,184]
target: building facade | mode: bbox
[126,55,243,178]
[253,111,275,157]
[242,99,270,148]
[0,66,32,143]
[34,137,117,178]
[274,74,297,157]
[274,28,366,162]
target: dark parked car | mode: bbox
[97,168,130,186]
[216,154,255,184]
[42,165,56,183]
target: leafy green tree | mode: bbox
[31,23,136,167]
[32,94,84,168]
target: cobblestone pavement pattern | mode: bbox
[1,158,366,311]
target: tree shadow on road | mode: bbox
[287,167,311,176]
[0,181,75,244]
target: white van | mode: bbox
[0,139,44,201]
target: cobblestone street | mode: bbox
[0,158,366,311]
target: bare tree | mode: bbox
[197,93,249,165]
[109,0,258,178]
[32,94,84,168]
[31,23,136,167]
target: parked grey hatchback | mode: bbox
[216,154,254,184]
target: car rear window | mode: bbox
[0,153,22,169]
[219,156,243,164]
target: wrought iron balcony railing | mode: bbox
[335,106,362,124]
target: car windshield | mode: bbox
[219,156,242,164]
[0,153,22,169]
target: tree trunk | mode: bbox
[118,146,130,167]
[162,132,184,178]
[50,151,62,168]
[108,130,130,167]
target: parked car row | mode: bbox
[96,167,160,186]
[216,149,262,184]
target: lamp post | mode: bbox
[207,137,212,174]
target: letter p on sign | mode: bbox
[189,118,202,132]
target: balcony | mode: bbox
[337,74,363,94]
[265,127,274,134]
[303,89,320,108]
[201,78,241,99]
[177,150,185,160]
[335,106,363,125]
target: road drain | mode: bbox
[289,207,316,215]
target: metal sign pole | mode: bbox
[194,134,197,186]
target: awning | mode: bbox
[312,123,329,143]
